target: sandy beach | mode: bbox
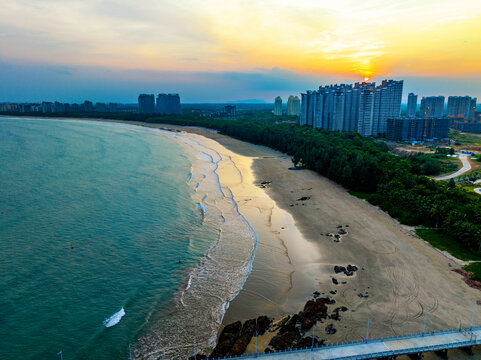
[57,119,481,358]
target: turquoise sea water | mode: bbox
[0,118,219,359]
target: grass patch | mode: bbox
[449,130,481,146]
[464,262,481,281]
[348,190,372,200]
[415,228,481,261]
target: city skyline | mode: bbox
[1,0,481,102]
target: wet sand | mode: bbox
[53,119,481,357]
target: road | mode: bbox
[475,179,481,195]
[434,154,471,180]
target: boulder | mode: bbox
[256,316,271,335]
[209,321,242,358]
[230,319,256,356]
[268,329,300,351]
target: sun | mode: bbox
[364,77,370,82]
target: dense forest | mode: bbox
[4,112,481,251]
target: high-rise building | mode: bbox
[222,105,236,117]
[156,93,181,115]
[138,94,155,114]
[287,96,301,116]
[447,96,477,119]
[406,93,418,118]
[420,96,444,118]
[300,79,403,136]
[386,117,451,141]
[274,96,283,116]
[83,100,94,112]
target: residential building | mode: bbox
[287,96,301,116]
[83,100,94,112]
[447,96,477,119]
[300,79,403,136]
[274,96,282,116]
[95,103,107,112]
[156,93,181,115]
[222,105,236,117]
[406,93,417,118]
[420,96,444,118]
[386,117,451,141]
[138,94,155,114]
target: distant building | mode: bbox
[420,96,444,118]
[386,117,451,141]
[109,103,118,112]
[95,103,107,112]
[274,96,282,116]
[447,96,477,119]
[138,94,156,114]
[406,93,417,118]
[83,100,94,112]
[222,105,236,117]
[41,102,53,113]
[156,93,181,115]
[301,79,402,136]
[287,96,301,116]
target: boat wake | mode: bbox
[104,308,125,328]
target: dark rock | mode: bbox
[325,324,337,335]
[301,316,316,330]
[264,348,274,353]
[338,229,347,235]
[313,291,320,297]
[279,314,300,334]
[230,319,256,356]
[337,225,342,228]
[345,271,354,277]
[330,307,346,321]
[346,264,358,272]
[189,354,207,360]
[268,329,300,351]
[296,336,322,349]
[332,278,339,285]
[329,290,336,295]
[256,316,271,336]
[209,321,242,358]
[334,266,346,274]
[297,196,311,201]
[341,281,347,284]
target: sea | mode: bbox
[0,117,257,360]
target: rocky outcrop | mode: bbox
[209,316,273,358]
[209,321,242,358]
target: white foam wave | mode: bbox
[103,308,125,328]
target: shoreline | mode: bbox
[120,122,481,355]
[7,117,481,359]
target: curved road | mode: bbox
[475,179,481,195]
[434,154,471,180]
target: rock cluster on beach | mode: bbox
[209,296,348,358]
[208,316,271,358]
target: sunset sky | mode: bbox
[1,0,481,102]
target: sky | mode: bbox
[1,0,481,103]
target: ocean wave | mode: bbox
[104,308,125,328]
[137,132,258,360]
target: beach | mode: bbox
[46,118,481,358]
[137,123,481,355]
